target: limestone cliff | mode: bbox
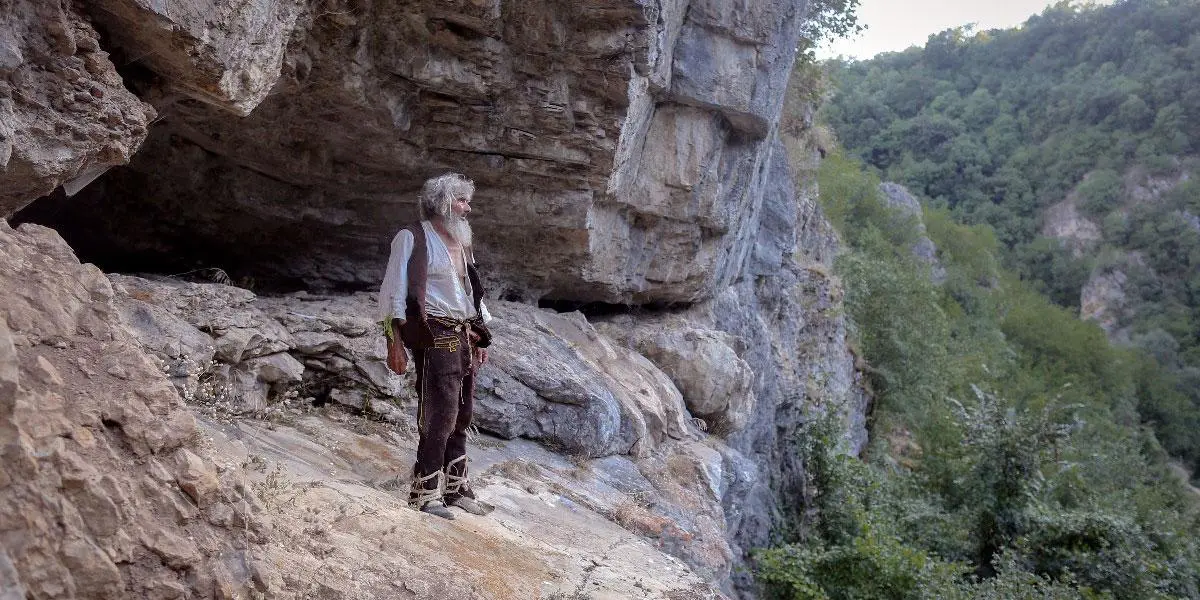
[12,0,808,304]
[2,0,871,597]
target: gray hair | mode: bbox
[418,172,474,220]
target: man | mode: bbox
[378,172,493,519]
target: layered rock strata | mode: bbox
[13,0,808,304]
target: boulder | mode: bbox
[599,321,755,436]
[0,0,154,215]
[474,302,698,458]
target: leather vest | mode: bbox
[398,222,492,350]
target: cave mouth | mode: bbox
[10,185,347,295]
[537,297,693,318]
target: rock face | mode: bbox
[598,164,869,591]
[0,0,155,215]
[0,222,277,599]
[85,0,306,116]
[1081,252,1148,343]
[598,320,757,437]
[878,182,946,283]
[13,0,808,304]
[1042,196,1101,257]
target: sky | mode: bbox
[815,0,1117,60]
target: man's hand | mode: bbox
[468,330,488,367]
[387,338,408,374]
[386,320,408,375]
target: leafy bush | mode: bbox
[1076,169,1123,218]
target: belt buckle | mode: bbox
[433,334,460,352]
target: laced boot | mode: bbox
[409,469,454,520]
[443,455,494,516]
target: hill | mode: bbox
[821,0,1200,474]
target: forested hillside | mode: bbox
[760,145,1200,599]
[821,0,1200,477]
[758,70,1200,599]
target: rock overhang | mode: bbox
[8,0,808,305]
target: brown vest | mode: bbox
[398,222,492,350]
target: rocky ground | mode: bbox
[0,220,796,598]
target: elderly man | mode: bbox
[378,172,493,519]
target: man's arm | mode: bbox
[379,229,415,321]
[380,229,415,373]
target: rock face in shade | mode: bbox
[12,0,808,304]
[0,0,155,215]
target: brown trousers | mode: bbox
[412,318,477,502]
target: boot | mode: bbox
[444,456,494,516]
[409,469,454,520]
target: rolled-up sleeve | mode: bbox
[377,229,414,321]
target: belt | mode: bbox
[427,315,482,333]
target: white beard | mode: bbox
[446,214,473,248]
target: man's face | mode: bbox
[451,194,472,218]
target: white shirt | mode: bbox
[378,221,492,324]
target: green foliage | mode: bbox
[1076,169,1123,218]
[759,147,1200,599]
[820,0,1200,486]
[798,0,865,63]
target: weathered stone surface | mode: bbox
[1043,195,1102,257]
[475,302,698,457]
[0,547,25,600]
[175,448,220,507]
[704,259,870,591]
[0,0,154,215]
[16,0,809,306]
[199,416,731,599]
[0,221,286,599]
[0,319,17,408]
[85,0,306,116]
[1081,251,1148,343]
[670,0,803,138]
[110,275,701,459]
[60,537,123,598]
[598,320,755,436]
[112,294,216,375]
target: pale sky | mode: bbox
[815,0,1117,60]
